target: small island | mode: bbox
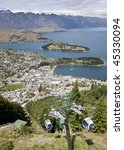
[42,42,90,51]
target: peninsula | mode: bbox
[0,49,106,104]
[0,28,89,52]
[42,42,89,51]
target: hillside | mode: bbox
[0,10,106,29]
[0,123,106,150]
[0,84,107,150]
[0,95,29,125]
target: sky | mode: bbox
[0,0,106,17]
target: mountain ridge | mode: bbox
[0,10,106,30]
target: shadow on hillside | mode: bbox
[64,133,94,149]
[85,138,94,145]
[72,135,76,150]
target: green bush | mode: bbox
[26,83,107,133]
[19,125,35,135]
[0,141,14,150]
[0,95,29,125]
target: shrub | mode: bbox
[0,141,14,150]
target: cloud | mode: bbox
[0,0,106,17]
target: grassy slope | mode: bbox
[0,122,106,150]
[27,136,104,150]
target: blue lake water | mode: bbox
[54,65,107,80]
[43,27,107,62]
[0,27,107,80]
[43,27,107,80]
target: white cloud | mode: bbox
[0,0,106,17]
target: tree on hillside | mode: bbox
[92,96,107,133]
[11,102,28,121]
[68,81,88,132]
[70,81,81,104]
[69,83,107,133]
[88,85,107,100]
[26,99,51,125]
[0,95,28,125]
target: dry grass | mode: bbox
[0,122,54,150]
[0,29,39,43]
[0,28,63,43]
[0,124,107,150]
[81,130,107,150]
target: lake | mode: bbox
[43,27,107,80]
[54,65,107,80]
[0,27,107,80]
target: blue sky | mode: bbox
[0,0,106,17]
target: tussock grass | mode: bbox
[0,123,106,150]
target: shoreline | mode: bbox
[0,28,106,68]
[0,28,105,67]
[0,28,90,52]
[0,48,106,103]
[1,48,106,82]
[42,42,89,52]
[0,28,66,43]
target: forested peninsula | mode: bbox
[42,42,89,51]
[39,57,104,66]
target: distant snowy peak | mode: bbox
[0,10,107,29]
[0,9,12,14]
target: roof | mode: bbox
[84,117,94,124]
[14,119,27,129]
[45,119,51,124]
[62,93,70,100]
[59,119,65,125]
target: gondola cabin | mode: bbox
[59,119,65,129]
[44,119,53,131]
[82,117,95,131]
[49,108,65,120]
[71,102,85,112]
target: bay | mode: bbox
[54,65,107,81]
[43,27,107,80]
[0,27,107,80]
[42,27,107,62]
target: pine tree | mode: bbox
[68,81,88,132]
[70,81,81,104]
[92,96,107,133]
[0,95,28,125]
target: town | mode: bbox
[0,48,106,106]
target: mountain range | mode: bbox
[0,10,106,29]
